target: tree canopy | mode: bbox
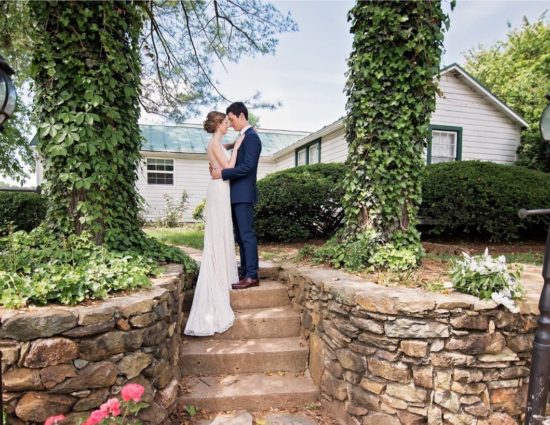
[464,14,550,171]
[0,0,296,180]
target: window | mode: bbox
[308,143,319,165]
[297,148,307,166]
[147,158,174,185]
[427,125,462,164]
[295,139,321,166]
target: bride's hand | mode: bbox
[234,135,245,150]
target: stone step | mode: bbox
[183,280,290,311]
[179,372,319,412]
[213,307,301,340]
[258,263,281,281]
[180,337,308,376]
[231,281,290,310]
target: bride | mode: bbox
[184,111,243,336]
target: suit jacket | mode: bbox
[221,127,262,204]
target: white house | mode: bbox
[35,63,528,222]
[272,63,528,171]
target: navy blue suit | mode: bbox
[221,127,262,279]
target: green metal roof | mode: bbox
[139,124,309,156]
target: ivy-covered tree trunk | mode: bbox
[340,0,449,269]
[29,1,146,249]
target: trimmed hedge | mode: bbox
[0,191,46,235]
[419,161,550,241]
[255,163,345,242]
[256,161,550,243]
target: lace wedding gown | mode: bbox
[184,144,238,336]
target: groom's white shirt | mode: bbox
[240,125,252,136]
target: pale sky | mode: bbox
[5,0,549,186]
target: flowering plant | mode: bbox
[44,383,147,425]
[450,248,525,313]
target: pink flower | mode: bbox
[100,398,121,417]
[121,383,145,402]
[83,409,108,425]
[44,415,66,425]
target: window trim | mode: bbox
[427,125,463,165]
[146,157,175,186]
[295,138,321,166]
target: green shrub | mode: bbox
[0,191,46,235]
[420,161,550,241]
[255,163,346,242]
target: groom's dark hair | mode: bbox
[226,102,248,120]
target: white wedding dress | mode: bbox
[184,143,238,336]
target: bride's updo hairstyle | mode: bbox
[203,111,226,134]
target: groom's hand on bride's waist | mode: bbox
[211,167,222,180]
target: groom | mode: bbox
[211,102,261,289]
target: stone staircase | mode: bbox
[178,266,320,412]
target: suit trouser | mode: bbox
[231,202,259,279]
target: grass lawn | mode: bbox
[145,226,204,250]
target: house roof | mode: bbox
[439,63,529,128]
[31,124,310,157]
[140,124,309,156]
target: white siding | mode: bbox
[274,151,295,171]
[320,128,347,163]
[274,128,348,171]
[432,72,522,164]
[257,158,275,179]
[137,152,275,222]
[137,153,209,222]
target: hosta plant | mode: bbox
[450,249,525,313]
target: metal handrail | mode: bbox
[519,209,550,218]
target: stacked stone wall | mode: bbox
[280,264,541,425]
[0,264,186,424]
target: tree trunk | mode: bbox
[340,0,449,267]
[29,1,145,250]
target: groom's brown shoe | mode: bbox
[232,277,259,290]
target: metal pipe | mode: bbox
[519,209,550,219]
[523,209,550,424]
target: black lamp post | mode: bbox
[0,55,16,425]
[0,55,17,131]
[523,93,550,425]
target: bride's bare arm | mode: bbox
[228,135,245,168]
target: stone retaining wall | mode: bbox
[0,264,186,425]
[279,263,542,425]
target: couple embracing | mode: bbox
[184,102,261,337]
